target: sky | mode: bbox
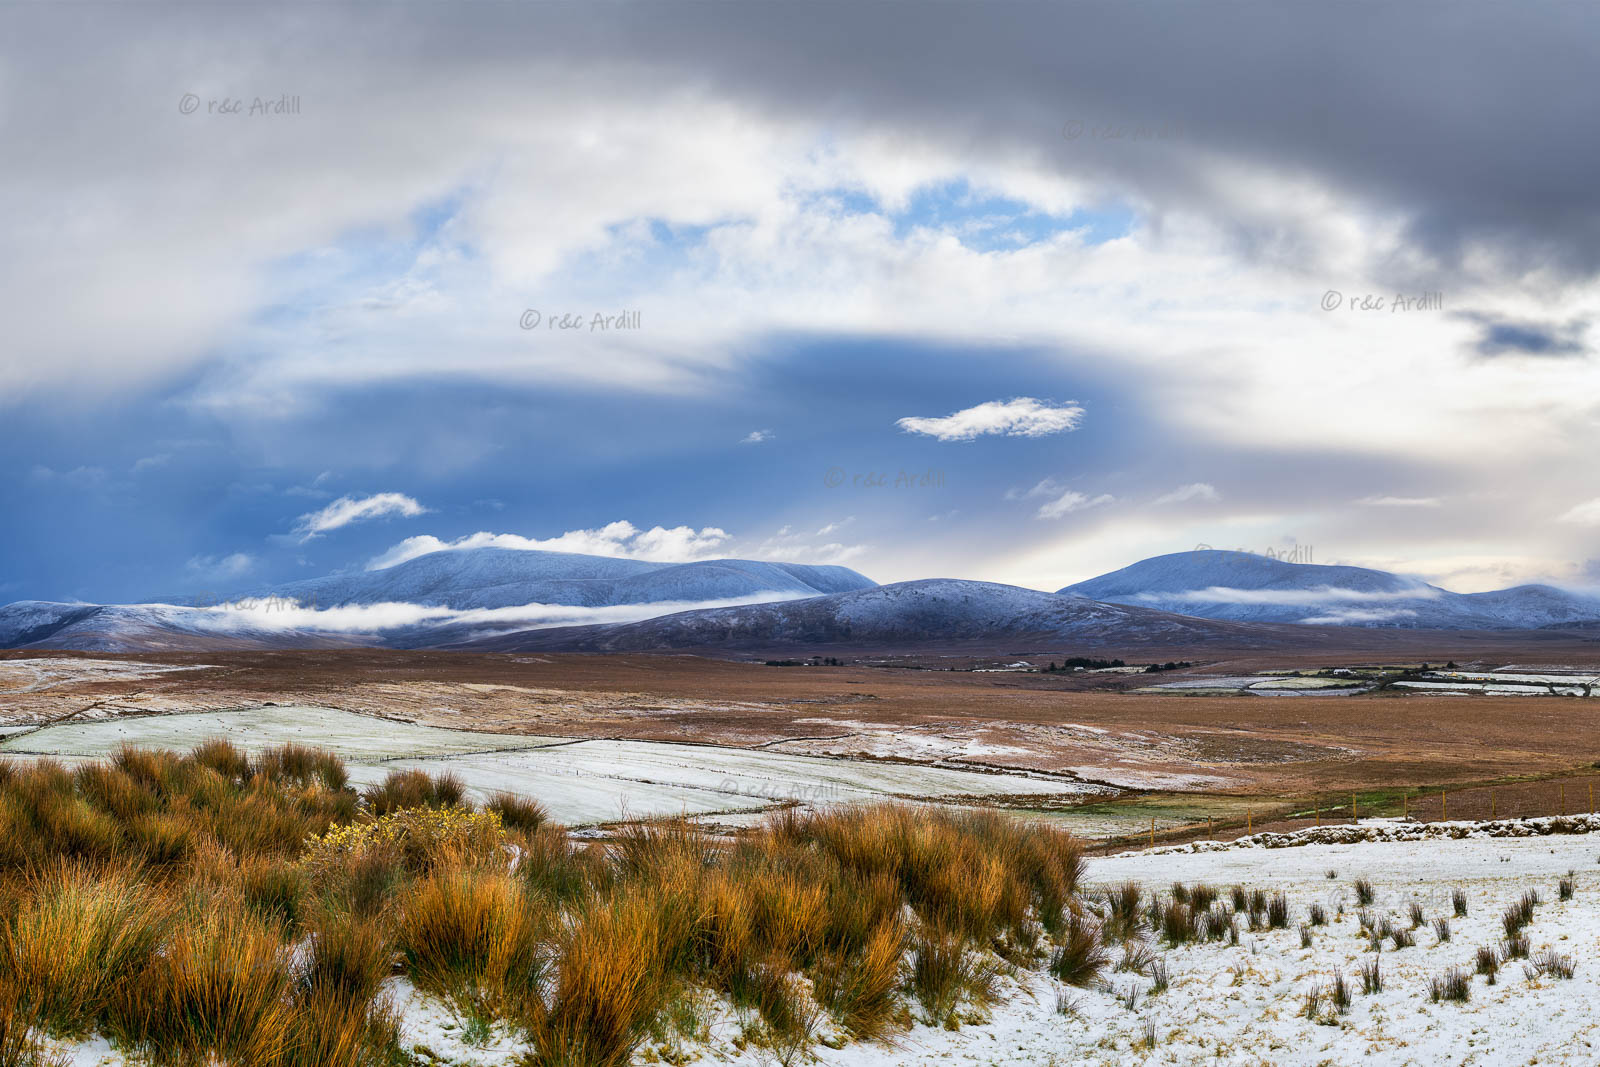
[4,2,1600,605]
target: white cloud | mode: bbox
[753,525,868,566]
[1358,495,1442,507]
[1006,478,1113,519]
[1558,498,1600,526]
[896,398,1085,442]
[1298,607,1421,625]
[1153,483,1221,505]
[1035,490,1114,520]
[293,493,429,542]
[184,552,256,579]
[131,453,171,473]
[741,429,773,444]
[1136,585,1437,607]
[29,465,107,488]
[367,521,732,570]
[167,592,812,636]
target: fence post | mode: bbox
[1352,794,1358,824]
[1560,783,1566,815]
[1149,816,1155,849]
[1491,790,1496,820]
[1403,793,1408,819]
[1442,791,1447,821]
[1247,809,1252,833]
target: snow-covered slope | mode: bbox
[458,578,1316,653]
[0,549,878,651]
[246,548,875,610]
[1062,551,1600,629]
[0,602,369,652]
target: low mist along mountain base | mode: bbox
[5,549,1600,655]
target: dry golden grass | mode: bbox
[398,867,548,1021]
[4,863,172,1037]
[0,742,1097,1066]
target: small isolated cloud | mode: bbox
[1358,495,1442,507]
[1559,498,1600,526]
[741,429,773,444]
[755,524,867,566]
[1454,311,1589,358]
[1008,478,1114,519]
[131,453,171,473]
[293,492,429,543]
[368,520,732,570]
[1036,490,1114,520]
[1153,483,1220,505]
[896,397,1084,442]
[29,465,108,488]
[1299,607,1421,625]
[185,552,256,579]
[816,518,854,536]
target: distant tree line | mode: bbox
[764,656,844,667]
[1042,657,1126,672]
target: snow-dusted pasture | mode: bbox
[757,827,1600,1066]
[0,657,214,694]
[0,705,564,760]
[360,737,1092,824]
[0,705,1091,825]
[41,822,1600,1066]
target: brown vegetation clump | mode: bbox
[0,743,1097,1066]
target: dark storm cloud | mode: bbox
[1453,311,1590,358]
[397,1,1600,285]
[8,2,1600,290]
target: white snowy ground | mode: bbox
[805,826,1600,1067]
[0,705,1091,825]
[702,826,1600,1067]
[38,823,1600,1066]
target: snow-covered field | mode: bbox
[0,705,564,760]
[0,657,214,694]
[42,822,1600,1066]
[0,705,1090,825]
[753,827,1600,1066]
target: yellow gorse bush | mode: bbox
[303,805,507,877]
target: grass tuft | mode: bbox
[1475,945,1500,983]
[1428,966,1471,1003]
[1360,956,1381,994]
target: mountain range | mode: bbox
[450,579,1328,654]
[1062,551,1600,629]
[5,546,1600,654]
[227,548,876,611]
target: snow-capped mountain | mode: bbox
[239,548,876,610]
[0,601,371,652]
[0,549,877,651]
[1061,551,1600,629]
[453,578,1320,653]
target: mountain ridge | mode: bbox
[1061,551,1600,629]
